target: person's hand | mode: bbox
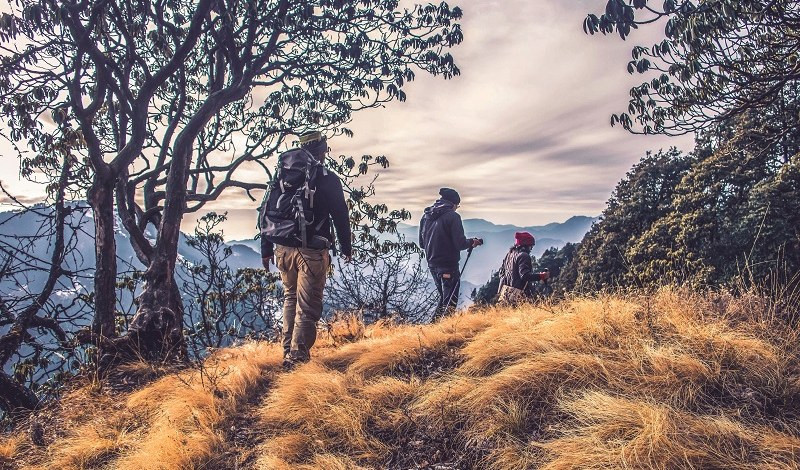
[540,271,550,281]
[262,256,273,271]
[342,254,353,263]
[471,238,484,248]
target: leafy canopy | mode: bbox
[585,0,800,134]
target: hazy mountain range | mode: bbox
[0,205,596,310]
[233,215,597,288]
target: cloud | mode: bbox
[0,179,46,205]
[0,0,694,241]
[320,0,694,231]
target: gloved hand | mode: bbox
[471,238,484,248]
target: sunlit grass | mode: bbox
[5,289,799,469]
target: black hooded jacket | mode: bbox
[419,200,472,270]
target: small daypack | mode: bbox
[496,251,530,305]
[259,148,331,249]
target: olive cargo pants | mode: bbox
[275,245,331,362]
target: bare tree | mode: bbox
[327,243,437,324]
[179,212,282,355]
[0,157,94,416]
[0,0,464,360]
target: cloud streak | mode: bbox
[0,0,694,241]
[319,0,693,232]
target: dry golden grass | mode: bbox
[6,341,282,470]
[535,391,800,470]
[3,289,799,469]
[324,311,367,345]
[0,434,23,464]
[255,289,800,469]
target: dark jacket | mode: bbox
[261,171,352,258]
[419,199,471,270]
[499,248,541,289]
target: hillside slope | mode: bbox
[3,290,800,469]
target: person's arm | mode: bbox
[517,252,535,284]
[518,254,548,283]
[327,175,353,258]
[260,236,274,269]
[448,212,473,251]
[419,215,427,250]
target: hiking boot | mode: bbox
[283,350,312,371]
[282,357,297,371]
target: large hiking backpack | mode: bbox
[259,148,332,249]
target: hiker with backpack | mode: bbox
[497,231,550,305]
[419,188,483,321]
[260,131,352,370]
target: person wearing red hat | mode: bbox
[497,231,550,305]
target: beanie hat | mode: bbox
[299,131,327,158]
[514,231,535,247]
[439,187,461,205]
[298,131,324,145]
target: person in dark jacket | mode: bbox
[419,188,483,320]
[261,131,352,369]
[498,231,549,304]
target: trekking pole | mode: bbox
[444,240,481,310]
[459,245,474,277]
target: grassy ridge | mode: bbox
[3,290,800,469]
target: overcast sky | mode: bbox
[315,0,692,234]
[1,0,694,240]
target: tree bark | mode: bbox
[127,84,249,360]
[0,371,38,414]
[89,170,118,341]
[127,251,186,360]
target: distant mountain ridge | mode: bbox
[0,206,596,311]
[403,215,597,241]
[0,203,264,294]
[394,215,597,285]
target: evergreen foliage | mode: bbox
[533,243,579,293]
[563,92,800,291]
[572,0,800,294]
[471,270,500,306]
[585,0,800,135]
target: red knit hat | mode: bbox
[514,231,535,246]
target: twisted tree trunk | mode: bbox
[89,169,118,341]
[126,87,248,360]
[127,253,186,360]
[0,371,38,414]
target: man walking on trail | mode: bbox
[497,231,549,305]
[419,188,483,321]
[260,131,352,370]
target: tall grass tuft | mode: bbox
[3,288,799,469]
